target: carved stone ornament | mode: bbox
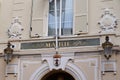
[42,53,74,70]
[98,8,117,33]
[8,17,24,39]
[53,53,61,66]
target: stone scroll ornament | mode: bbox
[8,17,24,39]
[98,8,117,33]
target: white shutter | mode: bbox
[74,0,88,35]
[30,0,45,38]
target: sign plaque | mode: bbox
[21,38,100,49]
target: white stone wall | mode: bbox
[0,0,120,80]
[0,0,120,41]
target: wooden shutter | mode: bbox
[74,0,88,34]
[30,0,48,38]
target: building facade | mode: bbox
[0,0,120,80]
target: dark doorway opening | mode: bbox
[41,70,75,80]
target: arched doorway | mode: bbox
[41,70,75,80]
[30,62,87,80]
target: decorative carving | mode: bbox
[8,17,24,39]
[42,53,74,70]
[98,8,117,33]
[53,52,61,66]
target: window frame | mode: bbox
[48,0,74,36]
[30,0,89,38]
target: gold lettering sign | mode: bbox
[21,38,100,49]
[45,41,69,48]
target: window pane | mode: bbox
[48,24,55,36]
[48,0,73,36]
[48,0,60,36]
[49,0,54,11]
[48,0,55,36]
[61,0,73,35]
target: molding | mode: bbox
[13,9,24,11]
[29,62,87,80]
[101,0,113,2]
[13,2,24,4]
[13,0,24,4]
[18,58,42,80]
[29,53,87,80]
[66,62,87,80]
[74,57,100,80]
[7,33,119,43]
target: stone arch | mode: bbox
[66,62,87,80]
[29,62,87,80]
[29,63,50,80]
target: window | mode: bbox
[30,0,88,38]
[48,0,73,36]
